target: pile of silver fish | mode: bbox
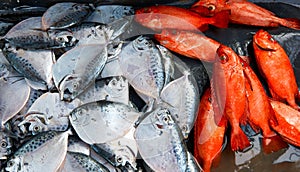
[0,2,203,172]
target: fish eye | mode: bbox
[0,140,7,148]
[207,4,216,11]
[163,116,170,123]
[7,160,14,167]
[116,156,123,163]
[33,125,41,132]
[219,54,228,63]
[57,37,65,43]
[182,125,188,132]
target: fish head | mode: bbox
[0,131,13,160]
[69,105,90,126]
[58,74,83,101]
[191,0,226,13]
[134,7,161,28]
[48,30,78,48]
[18,112,49,135]
[216,44,241,69]
[155,29,180,48]
[253,29,278,51]
[113,148,137,169]
[152,108,175,130]
[132,36,154,52]
[5,156,22,172]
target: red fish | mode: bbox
[269,99,300,147]
[212,45,250,151]
[253,29,300,110]
[154,29,220,62]
[191,0,300,30]
[241,58,287,153]
[135,5,229,32]
[194,88,226,172]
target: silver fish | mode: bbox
[159,72,200,139]
[3,17,77,49]
[52,44,108,101]
[0,77,30,126]
[69,100,140,144]
[85,5,134,24]
[0,129,13,160]
[92,127,138,170]
[119,36,165,99]
[18,92,81,135]
[42,2,92,30]
[157,45,175,88]
[134,107,189,172]
[2,45,55,89]
[60,151,109,172]
[5,131,70,172]
[69,23,114,46]
[78,76,129,105]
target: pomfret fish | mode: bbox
[3,17,77,50]
[18,92,81,135]
[0,77,30,126]
[60,151,109,172]
[5,131,70,172]
[42,2,92,30]
[86,5,134,24]
[52,44,108,101]
[69,100,140,144]
[134,107,189,172]
[0,130,13,160]
[78,76,129,105]
[2,45,55,89]
[159,72,200,139]
[92,127,138,170]
[119,36,165,99]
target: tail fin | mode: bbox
[230,126,251,152]
[262,135,288,154]
[280,18,300,30]
[211,10,230,29]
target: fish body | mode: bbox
[192,0,300,29]
[5,131,69,172]
[42,2,92,30]
[253,29,299,109]
[61,151,109,172]
[194,88,226,172]
[160,72,200,139]
[69,101,140,144]
[269,99,300,147]
[52,44,108,101]
[135,5,229,32]
[155,29,220,62]
[212,45,250,151]
[119,36,165,99]
[134,107,189,172]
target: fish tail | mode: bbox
[230,126,251,151]
[262,134,288,154]
[211,10,230,29]
[202,160,213,172]
[279,18,300,30]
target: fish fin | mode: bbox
[211,10,230,29]
[230,126,251,151]
[262,135,288,154]
[280,18,300,30]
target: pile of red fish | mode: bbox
[134,0,300,171]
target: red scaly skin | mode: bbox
[241,58,287,153]
[194,88,227,172]
[269,99,300,147]
[253,29,300,110]
[191,0,300,29]
[154,29,221,62]
[212,45,250,152]
[135,5,229,32]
